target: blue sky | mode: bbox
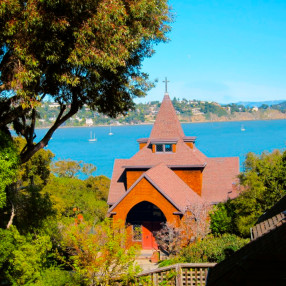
[135,0,286,104]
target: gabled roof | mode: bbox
[149,94,185,140]
[257,194,286,223]
[251,211,286,240]
[144,163,204,211]
[107,159,128,205]
[108,163,203,213]
[251,194,286,239]
[201,157,240,203]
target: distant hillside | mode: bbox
[236,100,285,108]
[271,101,286,112]
[36,99,286,128]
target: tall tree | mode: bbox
[210,150,286,237]
[0,0,172,163]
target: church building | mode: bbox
[107,92,239,250]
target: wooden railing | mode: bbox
[135,263,216,286]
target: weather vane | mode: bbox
[163,77,170,93]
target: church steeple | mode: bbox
[149,93,185,140]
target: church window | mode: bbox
[155,144,173,153]
[165,144,172,152]
[156,144,164,152]
[132,224,142,241]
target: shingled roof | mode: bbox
[149,94,185,140]
[144,163,203,211]
[202,157,240,202]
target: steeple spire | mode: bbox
[149,93,185,140]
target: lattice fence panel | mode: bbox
[181,267,208,286]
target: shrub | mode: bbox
[179,234,249,263]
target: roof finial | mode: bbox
[163,77,170,94]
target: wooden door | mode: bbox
[142,222,161,249]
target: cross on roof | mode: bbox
[163,77,170,93]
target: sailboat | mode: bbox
[108,125,113,136]
[88,131,97,142]
[241,125,245,131]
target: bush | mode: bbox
[179,234,249,263]
[210,201,235,236]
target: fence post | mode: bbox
[176,264,182,286]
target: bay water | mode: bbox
[36,119,286,178]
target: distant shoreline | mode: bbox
[34,117,286,130]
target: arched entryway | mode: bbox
[126,201,166,249]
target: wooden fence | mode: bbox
[135,263,216,286]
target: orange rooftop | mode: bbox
[107,92,239,250]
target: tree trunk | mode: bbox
[7,202,15,229]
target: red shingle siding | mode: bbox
[111,177,181,226]
[173,169,203,196]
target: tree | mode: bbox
[61,219,140,285]
[0,226,52,285]
[52,159,97,178]
[210,150,286,237]
[42,175,109,224]
[154,201,210,255]
[210,201,235,236]
[0,131,19,208]
[0,0,172,163]
[1,137,54,230]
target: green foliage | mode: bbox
[0,132,19,208]
[52,159,96,178]
[85,175,110,201]
[240,150,286,208]
[1,138,54,231]
[178,234,249,263]
[42,175,109,223]
[158,258,181,268]
[61,219,141,285]
[12,185,55,234]
[200,102,228,117]
[210,201,235,235]
[18,147,54,187]
[0,227,52,285]
[234,150,286,237]
[33,268,82,286]
[52,160,82,178]
[210,150,286,238]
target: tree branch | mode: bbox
[0,103,27,128]
[20,99,80,163]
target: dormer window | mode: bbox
[151,139,178,153]
[156,144,173,153]
[165,144,172,152]
[156,144,163,152]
